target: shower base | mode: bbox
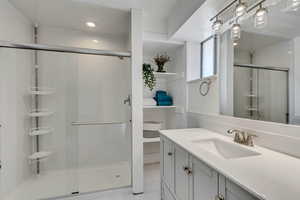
[3,162,131,200]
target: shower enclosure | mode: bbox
[234,64,289,124]
[0,29,133,199]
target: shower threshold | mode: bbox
[3,162,131,200]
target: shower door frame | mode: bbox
[234,63,290,123]
[0,40,135,198]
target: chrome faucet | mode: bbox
[227,129,257,147]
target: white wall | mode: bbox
[0,0,33,197]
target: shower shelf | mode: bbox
[246,94,257,98]
[29,127,54,136]
[29,110,54,117]
[29,87,55,95]
[28,151,52,161]
[247,108,258,111]
[143,121,162,131]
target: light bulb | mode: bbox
[212,19,223,33]
[287,0,300,10]
[254,6,268,29]
[231,23,241,41]
[236,0,247,17]
[86,22,96,28]
[233,40,239,47]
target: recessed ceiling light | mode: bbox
[93,40,99,43]
[86,22,96,28]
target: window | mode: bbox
[201,35,217,79]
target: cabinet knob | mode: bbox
[187,168,193,175]
[183,166,192,175]
[183,166,189,172]
[168,152,173,156]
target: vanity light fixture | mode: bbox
[287,0,300,11]
[86,22,96,28]
[254,4,268,28]
[210,0,268,45]
[236,0,248,17]
[212,17,223,33]
[231,22,241,41]
[233,40,239,46]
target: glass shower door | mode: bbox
[257,69,288,123]
[69,54,132,194]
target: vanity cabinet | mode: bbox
[191,157,219,200]
[162,139,175,192]
[174,145,190,200]
[219,175,259,200]
[161,137,260,200]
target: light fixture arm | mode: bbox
[210,0,266,22]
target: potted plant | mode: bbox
[143,63,156,91]
[153,53,171,72]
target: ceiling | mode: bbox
[9,0,178,35]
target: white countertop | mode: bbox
[160,128,300,200]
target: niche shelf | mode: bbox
[29,87,55,95]
[153,72,177,78]
[143,105,176,109]
[29,110,54,117]
[28,151,52,161]
[143,121,162,131]
[143,137,160,143]
[29,127,54,136]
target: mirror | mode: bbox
[219,0,300,125]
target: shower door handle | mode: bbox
[123,95,131,106]
[71,121,126,126]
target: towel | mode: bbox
[157,100,173,106]
[154,90,173,106]
[154,95,172,102]
[155,90,167,96]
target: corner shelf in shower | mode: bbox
[29,110,54,117]
[29,127,54,136]
[246,94,257,98]
[247,108,258,111]
[29,87,55,95]
[28,151,52,161]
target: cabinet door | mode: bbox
[219,175,260,200]
[174,145,190,200]
[162,138,175,192]
[191,157,218,200]
[163,183,176,200]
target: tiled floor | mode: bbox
[61,163,161,200]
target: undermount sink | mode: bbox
[192,138,261,159]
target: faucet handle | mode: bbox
[227,129,237,135]
[246,133,258,146]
